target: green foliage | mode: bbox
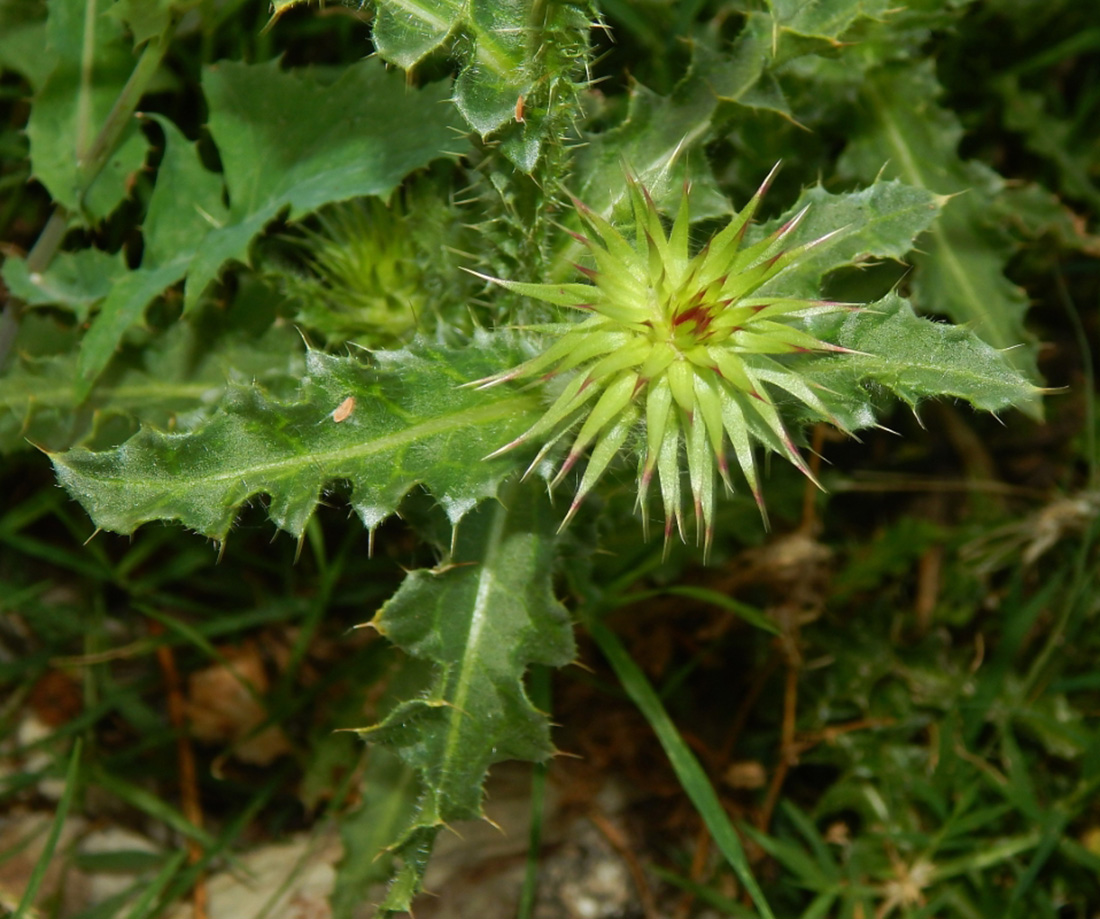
[360,0,595,172]
[839,61,1043,403]
[2,0,1095,915]
[364,481,575,912]
[8,45,466,404]
[183,58,467,311]
[807,295,1043,416]
[51,338,541,541]
[25,0,150,221]
[0,316,303,454]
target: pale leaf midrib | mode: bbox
[443,496,509,769]
[71,393,539,489]
[867,81,1004,345]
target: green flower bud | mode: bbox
[471,168,861,556]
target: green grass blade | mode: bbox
[13,738,82,919]
[649,863,758,917]
[120,850,189,919]
[627,585,779,635]
[89,766,220,852]
[585,617,774,919]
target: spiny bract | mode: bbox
[471,168,860,556]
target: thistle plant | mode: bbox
[472,168,857,554]
[18,1,1058,914]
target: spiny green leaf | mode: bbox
[184,57,467,310]
[370,0,463,70]
[26,0,149,221]
[452,1,532,135]
[838,60,1042,411]
[362,479,575,913]
[693,19,790,117]
[140,116,229,267]
[753,180,945,298]
[802,293,1042,417]
[699,0,905,121]
[368,0,592,172]
[50,336,542,541]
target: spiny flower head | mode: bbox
[275,191,469,348]
[471,167,859,556]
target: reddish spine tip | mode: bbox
[555,452,581,483]
[558,495,585,532]
[782,435,813,475]
[484,435,527,460]
[757,163,781,199]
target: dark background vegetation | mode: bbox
[1,1,1099,917]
